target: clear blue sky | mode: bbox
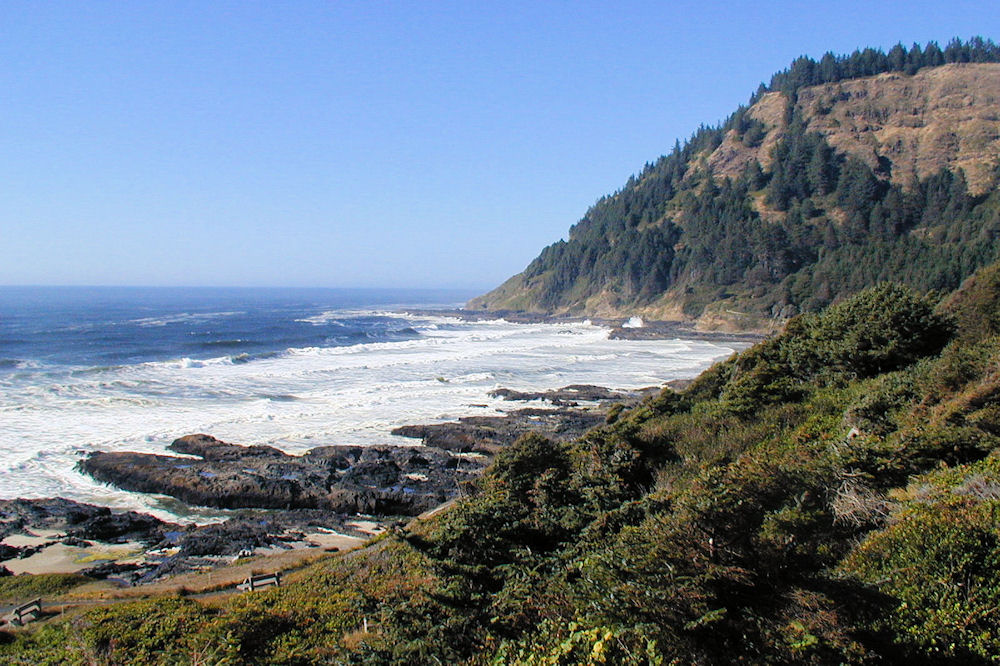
[2,1,997,289]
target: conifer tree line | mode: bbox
[763,36,1000,99]
[517,37,1000,317]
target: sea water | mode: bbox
[0,286,735,520]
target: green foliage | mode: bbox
[0,573,90,604]
[490,433,573,498]
[768,37,1000,97]
[844,371,917,435]
[79,598,212,664]
[844,499,1000,663]
[489,620,674,665]
[717,284,952,415]
[0,597,222,665]
[808,283,954,377]
[939,262,1000,341]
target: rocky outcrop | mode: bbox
[0,497,170,544]
[488,384,639,406]
[393,406,608,455]
[0,497,385,585]
[393,383,661,453]
[79,434,483,515]
[608,323,764,344]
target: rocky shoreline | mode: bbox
[2,303,746,590]
[2,382,653,587]
[79,433,482,516]
[392,384,654,454]
[0,497,372,586]
[404,307,767,344]
[77,384,653,516]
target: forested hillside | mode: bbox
[470,38,1000,330]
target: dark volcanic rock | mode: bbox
[0,497,106,539]
[0,496,385,585]
[67,510,167,544]
[79,435,483,515]
[393,407,607,454]
[172,520,275,557]
[0,497,173,545]
[162,508,368,559]
[170,433,286,460]
[608,322,763,344]
[489,384,642,406]
[392,382,663,454]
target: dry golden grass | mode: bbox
[708,64,1000,196]
[60,538,366,603]
[799,63,1000,195]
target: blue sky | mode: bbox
[2,1,998,289]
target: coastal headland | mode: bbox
[406,308,769,343]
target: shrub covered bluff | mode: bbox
[9,269,1000,663]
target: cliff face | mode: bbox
[710,64,1000,194]
[470,63,1000,330]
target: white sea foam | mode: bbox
[130,311,243,327]
[296,311,346,325]
[0,315,735,520]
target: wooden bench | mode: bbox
[237,573,280,592]
[6,598,42,626]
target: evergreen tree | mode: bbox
[888,43,907,71]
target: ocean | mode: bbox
[0,286,735,520]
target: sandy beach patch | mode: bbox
[2,541,144,576]
[2,529,63,548]
[345,519,383,535]
[303,529,366,551]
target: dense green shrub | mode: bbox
[809,283,954,377]
[844,500,1000,663]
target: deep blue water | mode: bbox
[0,286,476,369]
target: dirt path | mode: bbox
[2,497,462,626]
[1,533,370,624]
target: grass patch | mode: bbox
[73,552,119,564]
[0,573,91,604]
